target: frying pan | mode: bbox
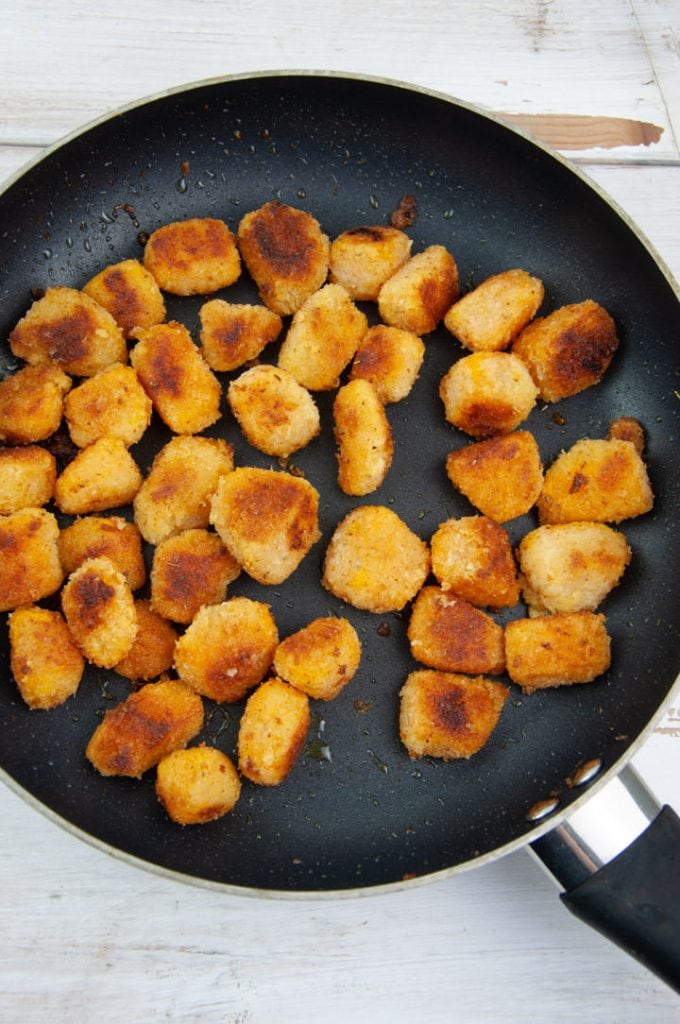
[1,72,679,987]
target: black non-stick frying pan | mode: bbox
[1,72,679,987]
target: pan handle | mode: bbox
[530,765,680,995]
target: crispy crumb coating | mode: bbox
[238,677,310,786]
[54,436,143,514]
[114,599,178,681]
[198,299,282,371]
[61,556,138,668]
[329,225,412,300]
[430,516,519,608]
[439,351,538,438]
[58,515,146,591]
[0,364,71,444]
[607,416,645,455]
[9,606,84,710]
[333,379,393,495]
[150,528,241,624]
[443,268,544,352]
[378,245,458,335]
[0,445,56,514]
[83,258,166,336]
[445,430,543,523]
[349,324,425,403]
[0,508,63,612]
[227,364,320,458]
[156,746,241,825]
[143,218,241,295]
[273,617,362,701]
[505,611,611,692]
[407,586,506,674]
[64,363,152,449]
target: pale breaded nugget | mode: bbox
[0,445,56,514]
[273,617,362,701]
[439,351,538,438]
[607,416,645,455]
[537,438,654,525]
[238,201,330,315]
[64,363,152,449]
[443,268,544,352]
[54,436,142,515]
[156,746,241,825]
[407,586,506,675]
[9,286,127,377]
[58,515,146,591]
[114,599,178,681]
[61,556,138,668]
[278,283,368,391]
[9,606,84,710]
[227,364,320,458]
[82,258,166,337]
[322,505,430,613]
[329,225,412,300]
[430,516,519,608]
[150,528,241,624]
[238,677,310,786]
[445,431,543,523]
[86,678,204,778]
[505,611,611,692]
[0,508,63,612]
[134,435,234,545]
[210,467,321,585]
[174,598,278,703]
[377,245,459,335]
[130,321,221,435]
[333,379,393,496]
[349,324,425,404]
[143,217,241,295]
[0,364,71,444]
[399,670,509,760]
[198,299,282,371]
[512,299,619,401]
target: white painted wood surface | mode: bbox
[0,2,679,1021]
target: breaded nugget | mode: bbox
[9,286,127,376]
[86,678,204,778]
[64,363,152,449]
[607,416,645,456]
[61,556,138,668]
[174,598,278,703]
[377,245,458,335]
[238,201,330,315]
[0,364,71,444]
[198,299,282,371]
[329,225,412,300]
[278,283,368,391]
[130,321,221,435]
[9,606,84,710]
[537,438,654,525]
[143,217,241,295]
[58,515,146,591]
[349,324,425,403]
[150,528,241,624]
[505,611,611,692]
[273,617,362,701]
[238,677,310,786]
[445,431,543,523]
[54,435,142,514]
[227,364,320,458]
[0,445,56,514]
[0,508,63,612]
[443,268,544,352]
[407,586,506,674]
[209,467,320,585]
[156,746,241,825]
[512,299,619,401]
[333,379,393,496]
[430,516,519,608]
[82,258,166,337]
[134,435,234,545]
[114,599,178,681]
[439,351,538,438]
[322,505,430,613]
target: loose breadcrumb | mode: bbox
[9,606,84,710]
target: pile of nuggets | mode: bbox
[0,200,654,826]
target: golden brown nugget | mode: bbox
[443,268,544,352]
[64,363,152,449]
[445,431,543,523]
[9,606,84,710]
[377,245,458,335]
[58,515,146,591]
[407,586,506,675]
[0,445,56,514]
[273,617,362,701]
[607,416,645,456]
[130,321,221,434]
[277,283,368,391]
[82,258,166,337]
[86,678,204,778]
[227,364,320,458]
[210,467,321,585]
[333,379,393,496]
[0,508,63,612]
[329,225,412,300]
[349,324,425,404]
[198,299,282,371]
[174,598,278,703]
[238,201,330,315]
[61,556,138,668]
[430,516,519,608]
[143,217,241,295]
[512,299,618,402]
[399,670,509,760]
[150,528,241,624]
[0,364,71,444]
[9,286,127,377]
[439,351,538,438]
[505,611,611,692]
[537,438,654,525]
[114,599,178,681]
[238,677,310,786]
[156,746,241,825]
[322,505,430,613]
[54,436,143,515]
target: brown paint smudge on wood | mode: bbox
[498,113,664,150]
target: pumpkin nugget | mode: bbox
[274,617,362,701]
[333,379,393,496]
[505,612,612,692]
[61,556,138,668]
[349,324,425,404]
[440,351,538,438]
[114,599,178,681]
[150,528,241,624]
[83,258,166,337]
[0,445,56,514]
[0,508,63,612]
[156,746,241,825]
[0,364,71,444]
[238,677,310,786]
[58,515,146,591]
[54,436,143,515]
[329,225,412,300]
[143,217,241,295]
[198,299,282,371]
[407,586,506,675]
[9,606,84,710]
[430,516,519,608]
[445,431,543,523]
[378,245,458,335]
[64,363,152,449]
[443,268,544,352]
[227,364,320,458]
